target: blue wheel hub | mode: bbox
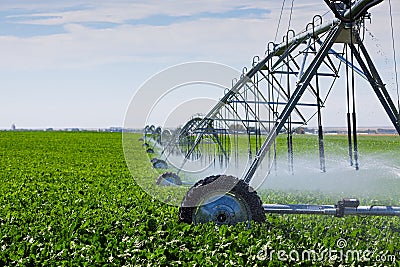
[193,193,250,225]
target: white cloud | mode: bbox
[0,18,260,69]
[1,0,398,89]
[6,1,273,25]
[0,0,345,71]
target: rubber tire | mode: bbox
[179,175,265,224]
[152,159,168,169]
[150,158,159,163]
[156,172,182,186]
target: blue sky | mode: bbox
[1,0,399,129]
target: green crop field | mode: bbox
[1,131,400,266]
[230,133,400,157]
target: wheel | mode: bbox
[179,175,265,225]
[152,159,168,169]
[156,172,182,186]
[150,158,159,163]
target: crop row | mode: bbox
[0,131,399,266]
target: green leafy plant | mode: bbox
[0,131,399,266]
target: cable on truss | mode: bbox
[388,0,400,113]
[287,0,295,30]
[274,0,286,43]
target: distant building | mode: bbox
[377,128,397,134]
[247,127,260,135]
[109,127,123,132]
[11,124,16,131]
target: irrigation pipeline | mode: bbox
[150,0,400,185]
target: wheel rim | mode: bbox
[193,192,251,225]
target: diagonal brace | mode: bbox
[349,41,400,134]
[243,24,343,184]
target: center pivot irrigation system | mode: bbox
[142,0,400,225]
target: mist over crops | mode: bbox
[259,153,400,200]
